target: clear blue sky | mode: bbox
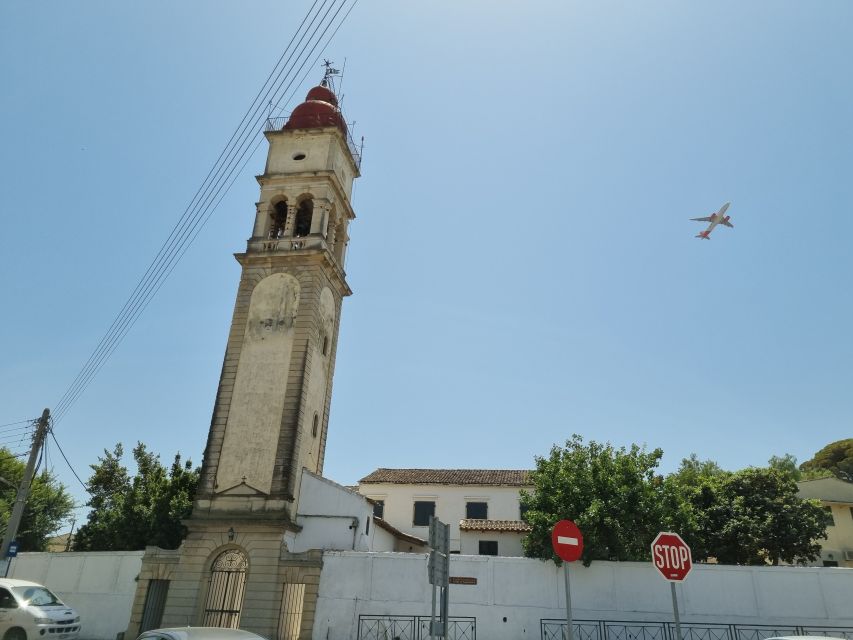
[2,1,851,514]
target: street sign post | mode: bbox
[428,516,450,638]
[651,532,693,640]
[551,520,584,640]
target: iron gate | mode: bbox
[202,549,249,628]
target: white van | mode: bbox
[0,579,80,640]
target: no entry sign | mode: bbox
[651,531,692,582]
[551,519,584,563]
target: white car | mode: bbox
[137,629,267,640]
[0,579,81,640]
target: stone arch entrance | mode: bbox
[202,548,249,628]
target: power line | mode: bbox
[48,429,88,492]
[52,0,344,423]
[0,420,34,429]
[51,0,359,425]
[53,0,335,422]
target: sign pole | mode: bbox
[563,563,574,640]
[430,581,437,639]
[670,582,682,640]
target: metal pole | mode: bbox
[430,582,437,639]
[1,409,50,576]
[441,583,449,639]
[670,582,682,640]
[564,563,574,640]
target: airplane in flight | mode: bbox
[691,202,733,239]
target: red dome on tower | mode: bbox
[283,84,346,133]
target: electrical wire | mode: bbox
[0,420,34,429]
[51,0,359,425]
[53,0,338,421]
[48,429,88,492]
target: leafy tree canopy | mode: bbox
[522,441,828,567]
[73,443,198,551]
[799,439,853,481]
[520,435,676,566]
[0,450,74,551]
[699,467,827,565]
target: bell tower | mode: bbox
[194,80,360,520]
[127,78,362,640]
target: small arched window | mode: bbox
[294,200,313,238]
[270,201,288,239]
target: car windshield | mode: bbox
[11,586,63,607]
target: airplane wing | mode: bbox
[721,219,734,228]
[691,216,714,222]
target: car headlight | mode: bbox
[73,617,80,623]
[34,618,52,624]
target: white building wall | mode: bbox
[313,552,853,640]
[358,483,529,552]
[8,551,144,640]
[287,470,397,553]
[459,531,525,557]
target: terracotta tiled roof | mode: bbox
[374,517,428,546]
[359,468,532,486]
[459,519,532,533]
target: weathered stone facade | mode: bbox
[126,83,359,640]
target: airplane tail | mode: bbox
[695,233,710,240]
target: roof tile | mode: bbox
[359,468,532,486]
[459,519,532,533]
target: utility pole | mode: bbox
[1,408,50,576]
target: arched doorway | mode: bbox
[202,549,249,628]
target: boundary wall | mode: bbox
[9,551,145,640]
[314,552,853,640]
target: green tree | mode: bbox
[520,435,674,565]
[664,455,730,562]
[768,453,801,480]
[800,439,853,481]
[700,467,827,565]
[73,443,198,551]
[0,449,74,551]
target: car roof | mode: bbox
[0,579,46,589]
[138,628,267,640]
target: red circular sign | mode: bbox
[551,520,584,563]
[651,532,693,582]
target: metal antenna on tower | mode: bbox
[322,59,341,91]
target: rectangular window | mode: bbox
[479,540,498,556]
[824,506,835,526]
[849,506,853,521]
[466,501,488,519]
[413,501,435,526]
[519,503,530,521]
[277,583,306,640]
[372,500,385,519]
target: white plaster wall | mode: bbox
[266,131,355,196]
[314,552,853,640]
[358,483,530,552]
[289,471,397,553]
[9,551,144,640]
[459,531,525,557]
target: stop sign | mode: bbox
[651,532,692,582]
[551,520,584,563]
